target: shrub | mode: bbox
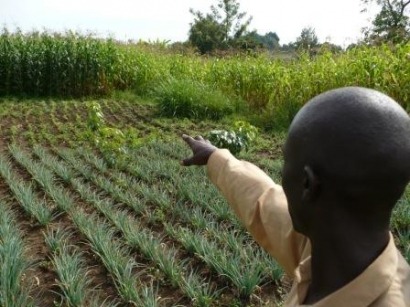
[207,121,258,154]
[85,101,143,165]
[154,78,236,120]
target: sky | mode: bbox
[1,0,378,47]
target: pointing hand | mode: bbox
[181,134,217,166]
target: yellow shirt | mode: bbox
[207,149,410,306]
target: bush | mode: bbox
[207,121,258,154]
[153,78,236,120]
[86,101,144,166]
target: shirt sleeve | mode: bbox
[207,149,308,276]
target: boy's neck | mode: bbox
[303,219,390,304]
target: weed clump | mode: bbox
[85,101,144,166]
[154,78,237,120]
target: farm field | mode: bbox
[0,96,287,306]
[1,32,410,130]
[0,96,408,306]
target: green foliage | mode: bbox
[207,121,258,154]
[44,229,91,306]
[1,29,410,131]
[211,0,253,42]
[188,14,225,54]
[0,29,118,97]
[208,130,245,154]
[235,120,258,140]
[86,101,143,165]
[189,0,252,53]
[241,31,280,50]
[95,127,128,155]
[294,27,319,51]
[87,101,105,132]
[0,205,32,307]
[154,78,235,120]
[0,154,53,225]
[362,0,410,43]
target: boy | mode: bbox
[181,87,410,306]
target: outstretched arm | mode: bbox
[181,134,307,276]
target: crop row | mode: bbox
[0,203,32,306]
[0,137,408,306]
[40,145,283,302]
[0,120,408,305]
[6,144,157,305]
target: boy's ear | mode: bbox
[302,165,320,201]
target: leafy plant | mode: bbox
[86,101,143,165]
[87,101,105,132]
[207,121,258,154]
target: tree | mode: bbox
[263,32,281,49]
[188,13,225,54]
[210,0,253,43]
[319,42,343,53]
[294,27,319,51]
[362,0,410,43]
[243,31,280,50]
[188,0,252,53]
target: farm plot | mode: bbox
[0,142,284,306]
[0,98,287,306]
[0,98,408,306]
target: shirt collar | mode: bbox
[294,233,398,306]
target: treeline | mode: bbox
[187,0,410,54]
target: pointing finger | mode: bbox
[181,156,194,166]
[182,134,195,147]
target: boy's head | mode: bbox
[282,87,410,236]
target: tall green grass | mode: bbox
[1,29,409,128]
[153,78,238,120]
[0,205,33,307]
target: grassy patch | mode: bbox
[153,78,238,120]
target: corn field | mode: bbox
[0,29,409,129]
